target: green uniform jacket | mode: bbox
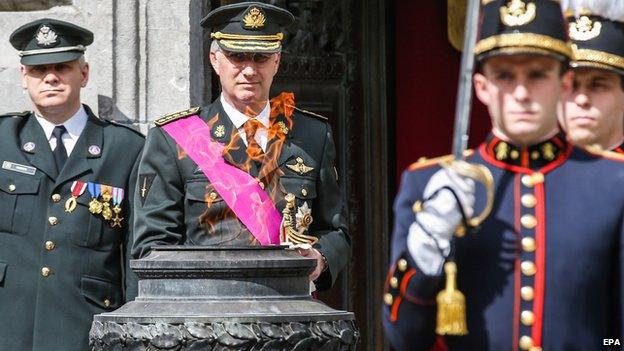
[0,105,144,351]
[133,99,351,290]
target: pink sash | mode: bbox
[162,115,281,245]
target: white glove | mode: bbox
[408,163,475,275]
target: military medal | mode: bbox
[87,182,103,214]
[111,187,124,228]
[100,185,113,221]
[65,181,87,213]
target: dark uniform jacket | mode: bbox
[0,106,144,351]
[132,98,350,290]
[383,133,624,351]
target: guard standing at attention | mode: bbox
[561,0,624,153]
[383,1,624,350]
[0,18,144,350]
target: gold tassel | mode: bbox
[436,261,468,336]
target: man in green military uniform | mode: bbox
[0,19,144,350]
[133,2,350,291]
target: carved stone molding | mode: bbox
[278,54,345,80]
[90,320,359,350]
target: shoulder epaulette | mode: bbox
[154,107,200,127]
[0,111,30,118]
[294,106,328,121]
[106,119,145,138]
[408,150,474,171]
[582,145,624,162]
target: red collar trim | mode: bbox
[479,138,572,175]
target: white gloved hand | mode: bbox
[407,163,476,275]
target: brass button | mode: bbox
[41,267,51,277]
[48,217,58,226]
[104,299,111,308]
[51,194,61,203]
[530,151,540,160]
[301,188,308,197]
[521,261,537,276]
[521,173,544,187]
[521,286,534,301]
[521,310,534,326]
[208,192,217,201]
[519,335,534,350]
[397,259,408,272]
[510,150,519,160]
[383,293,394,306]
[521,237,536,252]
[521,175,532,187]
[44,241,55,251]
[8,184,16,192]
[521,214,537,229]
[389,277,399,289]
[521,194,537,208]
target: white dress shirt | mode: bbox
[35,105,88,157]
[220,94,270,152]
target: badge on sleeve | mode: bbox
[139,174,156,206]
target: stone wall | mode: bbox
[0,0,211,132]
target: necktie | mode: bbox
[52,125,68,172]
[243,118,264,160]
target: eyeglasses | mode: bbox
[220,50,274,64]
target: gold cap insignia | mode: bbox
[500,0,536,27]
[569,16,602,41]
[36,25,58,47]
[243,7,266,29]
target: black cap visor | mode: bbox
[20,50,83,66]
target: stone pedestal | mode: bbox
[90,246,359,350]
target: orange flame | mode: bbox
[196,93,298,243]
[270,92,295,118]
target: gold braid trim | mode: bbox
[572,48,624,70]
[475,33,572,58]
[211,31,284,41]
[218,40,281,51]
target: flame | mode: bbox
[270,92,295,118]
[194,92,298,244]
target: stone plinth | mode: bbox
[90,246,359,350]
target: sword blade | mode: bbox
[452,0,481,160]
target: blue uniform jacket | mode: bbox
[383,134,624,351]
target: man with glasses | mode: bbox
[133,2,350,292]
